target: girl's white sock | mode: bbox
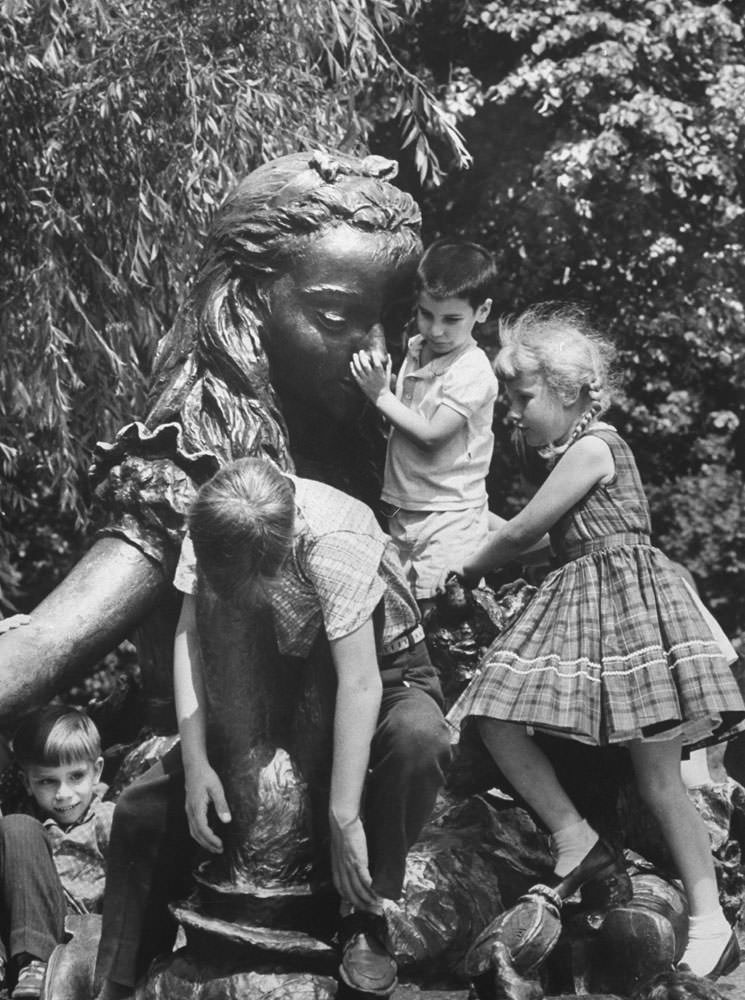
[680,909,733,977]
[549,818,599,878]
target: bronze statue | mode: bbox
[6,151,745,1000]
[0,150,421,729]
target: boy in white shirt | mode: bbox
[351,239,500,613]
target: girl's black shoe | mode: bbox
[546,837,632,910]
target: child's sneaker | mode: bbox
[11,960,46,1000]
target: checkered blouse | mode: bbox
[174,475,419,657]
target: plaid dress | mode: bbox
[448,426,745,747]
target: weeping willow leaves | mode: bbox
[0,0,468,533]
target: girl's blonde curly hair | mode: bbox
[496,302,616,415]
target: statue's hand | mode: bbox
[184,761,232,854]
[329,812,380,911]
[0,614,31,636]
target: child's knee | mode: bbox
[0,812,46,841]
[0,813,49,863]
[476,715,512,746]
[388,708,451,778]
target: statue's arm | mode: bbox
[0,536,169,725]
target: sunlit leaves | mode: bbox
[424,0,745,640]
[0,0,468,542]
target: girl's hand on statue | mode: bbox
[184,762,232,853]
[329,811,379,910]
[0,614,31,636]
[349,351,392,403]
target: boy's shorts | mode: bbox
[386,500,489,600]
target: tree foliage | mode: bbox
[2,0,745,649]
[407,0,745,645]
[0,0,469,609]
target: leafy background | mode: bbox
[2,0,744,658]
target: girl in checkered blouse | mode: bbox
[447,303,745,979]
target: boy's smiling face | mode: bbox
[22,757,103,826]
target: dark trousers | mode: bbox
[95,676,450,988]
[0,814,66,968]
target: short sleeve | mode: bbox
[173,534,198,595]
[440,351,499,418]
[303,530,386,642]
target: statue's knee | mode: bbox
[112,782,162,846]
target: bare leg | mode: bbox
[629,737,733,977]
[477,718,583,833]
[628,737,719,916]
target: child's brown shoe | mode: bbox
[338,911,397,997]
[12,960,47,1000]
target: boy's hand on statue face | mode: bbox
[184,761,232,853]
[329,812,380,911]
[349,351,392,403]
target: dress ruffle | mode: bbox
[91,420,220,485]
[90,421,220,569]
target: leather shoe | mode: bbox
[546,837,631,908]
[678,930,741,980]
[12,960,47,1000]
[338,911,397,996]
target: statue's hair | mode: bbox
[146,151,423,471]
[496,302,616,414]
[189,458,295,606]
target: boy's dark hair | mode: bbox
[13,705,102,768]
[188,457,295,605]
[416,238,497,309]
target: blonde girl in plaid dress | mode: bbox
[447,304,745,979]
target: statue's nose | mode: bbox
[362,323,388,359]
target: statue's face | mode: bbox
[264,224,417,422]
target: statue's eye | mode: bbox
[317,311,347,332]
